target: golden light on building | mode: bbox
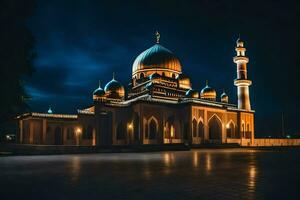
[170,125,174,138]
[75,127,82,146]
[127,123,133,130]
[75,127,82,135]
[15,33,262,147]
[226,123,230,129]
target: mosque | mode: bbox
[16,32,255,146]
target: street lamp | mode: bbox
[127,122,133,144]
[75,127,82,146]
[127,123,133,130]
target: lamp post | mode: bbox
[75,127,82,146]
[127,122,133,145]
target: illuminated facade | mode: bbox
[17,33,255,146]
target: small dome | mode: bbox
[185,89,199,98]
[149,72,161,80]
[93,87,105,97]
[104,78,125,99]
[200,81,216,101]
[221,91,229,103]
[93,81,106,100]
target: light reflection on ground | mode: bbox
[0,148,299,200]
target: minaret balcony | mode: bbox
[233,56,249,63]
[234,79,252,86]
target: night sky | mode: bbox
[26,0,300,137]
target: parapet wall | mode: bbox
[226,138,300,147]
[251,138,300,147]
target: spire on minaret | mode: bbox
[155,31,160,44]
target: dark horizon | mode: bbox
[25,0,300,137]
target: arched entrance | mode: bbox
[226,122,235,138]
[149,118,158,139]
[208,116,222,142]
[198,121,204,138]
[54,127,63,145]
[192,119,197,137]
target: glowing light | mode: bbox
[206,154,212,172]
[226,123,230,129]
[170,126,174,138]
[248,165,257,190]
[75,127,82,135]
[127,123,133,130]
[193,151,199,167]
[164,153,170,165]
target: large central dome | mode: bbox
[132,44,182,79]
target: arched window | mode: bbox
[46,126,52,143]
[198,121,204,138]
[246,124,251,138]
[67,127,74,140]
[140,73,144,79]
[192,119,197,137]
[226,122,235,138]
[54,127,63,145]
[133,113,140,141]
[84,126,93,139]
[208,116,222,140]
[116,123,126,140]
[242,123,245,138]
[149,119,157,139]
[172,73,176,79]
[162,72,165,77]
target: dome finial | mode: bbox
[112,72,115,80]
[98,80,101,88]
[155,30,160,44]
[47,106,53,114]
[206,80,208,86]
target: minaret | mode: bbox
[233,37,252,110]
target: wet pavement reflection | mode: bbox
[0,149,300,200]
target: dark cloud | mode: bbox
[26,0,300,136]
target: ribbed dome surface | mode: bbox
[132,44,182,75]
[200,85,216,101]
